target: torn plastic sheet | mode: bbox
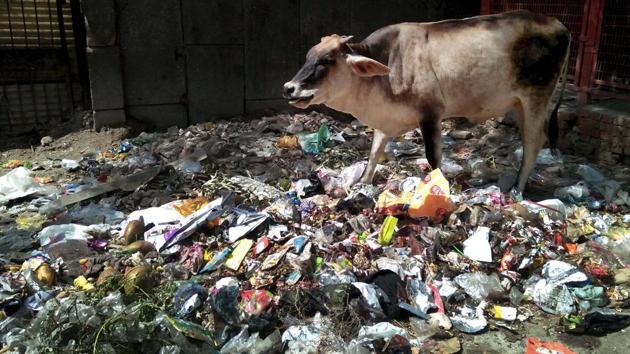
[463,226,492,262]
[454,272,503,301]
[241,289,273,315]
[532,279,576,314]
[541,260,589,286]
[357,322,408,341]
[0,167,52,205]
[435,278,459,298]
[407,278,436,314]
[173,283,208,318]
[227,210,268,243]
[147,196,226,251]
[126,201,184,227]
[282,313,322,354]
[451,302,488,333]
[352,282,384,315]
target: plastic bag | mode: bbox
[69,203,125,225]
[173,283,208,318]
[532,279,575,314]
[357,322,407,341]
[454,272,503,301]
[241,289,273,315]
[376,169,456,222]
[525,338,576,354]
[463,226,492,262]
[297,124,329,154]
[0,167,49,205]
[577,164,621,202]
[515,147,563,165]
[282,313,322,354]
[352,282,385,316]
[450,303,487,333]
[554,182,590,203]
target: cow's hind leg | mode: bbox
[360,129,388,184]
[420,119,442,169]
[515,99,549,193]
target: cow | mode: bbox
[283,10,570,193]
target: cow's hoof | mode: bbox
[497,173,517,192]
[358,178,373,185]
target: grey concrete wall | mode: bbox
[83,0,478,129]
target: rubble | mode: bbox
[1,111,629,353]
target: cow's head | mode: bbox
[283,34,391,108]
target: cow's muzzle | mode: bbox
[283,82,315,105]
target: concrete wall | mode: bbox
[82,0,478,129]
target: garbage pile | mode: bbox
[1,111,630,353]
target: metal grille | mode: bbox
[594,0,630,90]
[0,0,84,136]
[491,0,586,79]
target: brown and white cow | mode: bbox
[283,10,570,192]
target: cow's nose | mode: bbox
[283,82,297,98]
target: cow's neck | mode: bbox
[326,76,386,120]
[325,76,418,136]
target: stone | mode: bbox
[40,136,53,146]
[450,130,473,140]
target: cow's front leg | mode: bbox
[360,129,388,184]
[420,119,442,169]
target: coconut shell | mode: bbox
[123,264,154,294]
[124,240,157,255]
[124,219,145,245]
[35,264,55,286]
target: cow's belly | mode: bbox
[356,102,420,137]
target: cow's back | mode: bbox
[422,11,570,119]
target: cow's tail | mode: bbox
[548,34,571,154]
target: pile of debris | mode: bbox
[1,111,630,353]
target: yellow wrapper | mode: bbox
[174,196,209,217]
[225,239,254,271]
[74,276,95,291]
[378,216,398,245]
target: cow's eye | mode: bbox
[318,57,335,65]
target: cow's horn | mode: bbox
[340,35,354,43]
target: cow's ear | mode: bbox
[346,54,390,77]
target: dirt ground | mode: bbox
[461,313,630,354]
[2,112,629,353]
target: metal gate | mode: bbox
[0,0,88,136]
